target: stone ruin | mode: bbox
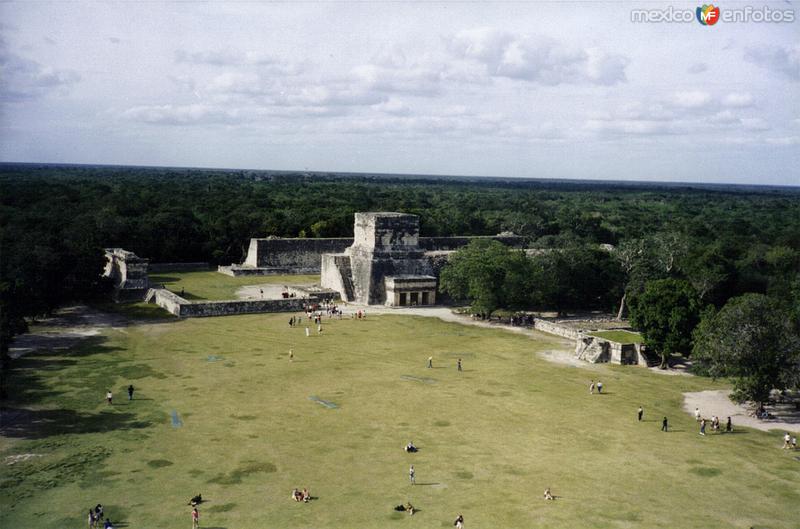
[321,212,437,305]
[103,248,150,302]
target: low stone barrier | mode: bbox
[532,318,582,340]
[150,287,313,317]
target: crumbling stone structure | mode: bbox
[103,248,150,302]
[321,213,437,305]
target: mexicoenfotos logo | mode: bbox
[696,4,720,25]
[631,4,795,23]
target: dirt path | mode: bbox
[683,390,800,433]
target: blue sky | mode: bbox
[0,1,798,185]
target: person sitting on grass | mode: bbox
[188,494,202,506]
[405,502,415,515]
[544,488,554,500]
[292,488,302,501]
[405,441,418,453]
[302,488,310,503]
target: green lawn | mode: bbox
[589,330,644,344]
[2,312,798,529]
[149,270,320,300]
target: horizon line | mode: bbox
[1,160,798,190]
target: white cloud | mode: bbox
[740,118,769,131]
[447,28,628,86]
[722,92,754,108]
[371,97,411,116]
[671,91,712,109]
[121,104,246,125]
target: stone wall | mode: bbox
[233,232,526,276]
[533,318,583,340]
[244,238,352,270]
[150,287,312,317]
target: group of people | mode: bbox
[695,408,733,436]
[782,432,798,449]
[589,380,604,394]
[291,488,311,503]
[86,504,112,529]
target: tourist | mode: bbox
[406,502,415,515]
[597,380,603,394]
[661,417,668,432]
[289,316,293,327]
[589,380,595,394]
[106,390,112,405]
[699,418,706,436]
[292,488,300,501]
[405,441,417,453]
[792,436,797,450]
[317,323,322,334]
[87,509,95,529]
[103,519,113,529]
[289,349,294,362]
[259,288,263,298]
[305,327,310,337]
[127,384,134,401]
[427,356,433,369]
[544,487,554,500]
[189,494,202,506]
[457,358,462,371]
[191,507,199,529]
[726,417,732,433]
[695,407,701,422]
[95,504,103,520]
[638,406,643,422]
[454,513,464,528]
[409,465,415,485]
[302,488,310,502]
[783,432,792,449]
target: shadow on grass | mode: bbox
[0,407,153,438]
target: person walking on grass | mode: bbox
[661,417,668,432]
[192,507,199,529]
[454,513,464,528]
[589,380,595,394]
[289,349,294,362]
[637,405,643,422]
[87,509,95,529]
[695,407,701,422]
[457,358,462,372]
[427,356,433,369]
[106,390,112,405]
[127,384,134,401]
[597,380,603,394]
[726,416,732,433]
[409,465,415,485]
[699,418,706,436]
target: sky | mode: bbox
[0,1,798,185]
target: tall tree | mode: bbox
[629,278,702,368]
[439,239,534,316]
[692,293,799,405]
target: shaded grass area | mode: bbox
[588,330,644,343]
[1,312,798,529]
[149,271,320,300]
[92,302,176,320]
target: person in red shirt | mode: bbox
[191,507,199,529]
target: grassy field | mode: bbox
[149,271,320,300]
[588,330,644,344]
[2,311,799,529]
